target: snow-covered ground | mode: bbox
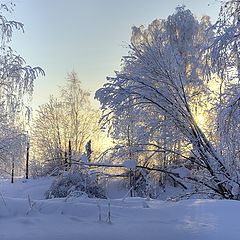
[0,177,239,240]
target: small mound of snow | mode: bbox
[123,159,137,170]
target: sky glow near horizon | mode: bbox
[11,0,221,110]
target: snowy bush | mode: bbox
[134,170,158,198]
[30,161,46,178]
[121,169,158,198]
[30,159,62,178]
[45,172,106,199]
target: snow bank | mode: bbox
[0,177,239,240]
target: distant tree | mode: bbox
[85,140,93,162]
[61,71,91,152]
[31,71,110,173]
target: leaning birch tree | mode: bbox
[96,6,240,199]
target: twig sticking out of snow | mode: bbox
[26,194,37,215]
[142,199,150,208]
[0,191,7,209]
[107,202,111,224]
[97,200,112,224]
[122,186,134,202]
[97,201,102,222]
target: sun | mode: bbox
[196,114,205,127]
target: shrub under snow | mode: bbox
[45,171,106,199]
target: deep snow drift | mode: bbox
[0,177,239,240]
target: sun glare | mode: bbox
[196,114,205,127]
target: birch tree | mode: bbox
[96,6,240,199]
[210,0,240,171]
[31,71,109,173]
[0,3,43,176]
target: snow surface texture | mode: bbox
[123,159,137,170]
[0,177,239,240]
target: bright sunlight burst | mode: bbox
[195,114,205,127]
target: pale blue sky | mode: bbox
[11,0,221,109]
